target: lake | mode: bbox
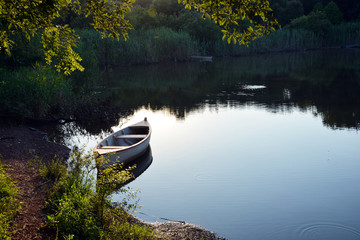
[44,49,360,240]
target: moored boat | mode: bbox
[94,118,151,165]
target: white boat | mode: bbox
[94,118,151,165]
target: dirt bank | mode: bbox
[0,126,70,239]
[0,126,225,240]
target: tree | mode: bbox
[0,0,133,75]
[324,1,343,24]
[271,0,304,26]
[289,10,331,34]
[151,0,183,16]
[178,0,279,45]
[0,0,278,74]
[300,0,318,14]
[312,2,323,12]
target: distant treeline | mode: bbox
[1,0,359,120]
[271,0,359,26]
[1,0,359,70]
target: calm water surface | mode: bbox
[46,50,360,240]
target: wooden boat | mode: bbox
[94,118,151,165]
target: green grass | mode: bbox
[0,65,75,119]
[77,27,200,66]
[0,163,21,240]
[42,151,157,240]
[211,21,360,56]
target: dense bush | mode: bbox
[0,65,75,118]
[44,151,157,240]
[0,33,43,68]
[289,11,332,34]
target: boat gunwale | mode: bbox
[94,119,151,155]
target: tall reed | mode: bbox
[211,21,360,56]
[76,27,200,66]
[0,65,74,118]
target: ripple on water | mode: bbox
[298,223,360,240]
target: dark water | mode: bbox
[44,49,360,239]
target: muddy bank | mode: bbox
[0,125,225,240]
[0,126,71,239]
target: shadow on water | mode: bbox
[34,49,360,146]
[91,49,360,130]
[123,146,153,184]
[28,50,360,240]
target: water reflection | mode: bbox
[36,49,360,240]
[88,49,360,131]
[123,146,153,184]
[40,50,360,142]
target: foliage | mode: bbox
[323,1,343,24]
[38,157,67,182]
[45,150,156,240]
[326,21,360,46]
[94,154,137,220]
[178,0,280,45]
[0,32,43,67]
[76,27,199,65]
[270,0,304,26]
[0,0,280,74]
[299,0,360,21]
[41,25,85,74]
[0,65,75,118]
[312,2,323,12]
[0,0,134,75]
[0,163,21,239]
[103,216,156,240]
[126,6,159,30]
[211,20,360,55]
[151,0,183,16]
[288,10,332,34]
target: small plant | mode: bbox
[0,163,21,239]
[44,149,156,240]
[38,156,67,182]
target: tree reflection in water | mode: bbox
[40,49,360,143]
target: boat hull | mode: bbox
[94,118,151,165]
[104,136,151,165]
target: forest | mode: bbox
[1,1,360,239]
[0,0,359,120]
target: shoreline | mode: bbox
[0,125,225,240]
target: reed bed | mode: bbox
[211,21,360,56]
[77,27,200,66]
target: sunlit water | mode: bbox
[43,50,360,239]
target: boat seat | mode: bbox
[114,134,147,139]
[99,146,128,149]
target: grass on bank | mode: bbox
[39,150,158,240]
[75,21,360,65]
[0,65,75,119]
[1,21,359,121]
[0,162,21,240]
